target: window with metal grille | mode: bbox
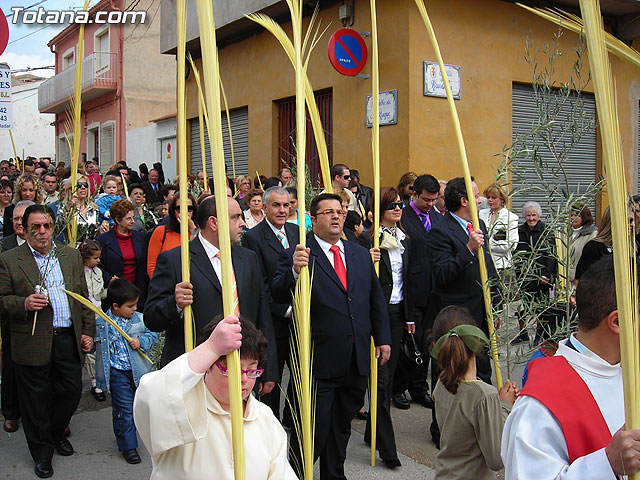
[277,90,332,188]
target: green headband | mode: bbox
[430,324,489,359]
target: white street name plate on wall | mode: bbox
[423,61,461,100]
[0,64,11,129]
[366,89,398,127]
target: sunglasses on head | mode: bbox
[384,201,405,210]
[77,182,89,189]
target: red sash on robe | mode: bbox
[519,356,612,463]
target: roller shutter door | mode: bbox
[190,107,248,178]
[511,83,597,218]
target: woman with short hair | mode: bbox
[96,200,148,310]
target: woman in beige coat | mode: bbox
[568,205,597,284]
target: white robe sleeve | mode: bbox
[134,354,208,457]
[501,396,616,480]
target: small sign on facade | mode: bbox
[0,64,11,130]
[423,62,461,99]
[366,89,398,127]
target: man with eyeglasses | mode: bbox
[41,173,59,206]
[0,204,95,478]
[392,174,442,412]
[321,163,358,212]
[272,193,391,480]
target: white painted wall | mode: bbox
[0,80,55,159]
[126,116,177,181]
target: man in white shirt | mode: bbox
[41,173,59,205]
[145,196,277,395]
[320,164,357,212]
[501,256,640,479]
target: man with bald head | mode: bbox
[144,196,278,392]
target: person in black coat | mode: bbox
[363,187,417,468]
[144,196,278,390]
[393,174,442,410]
[575,206,612,281]
[241,186,300,419]
[271,193,391,480]
[426,177,497,447]
[141,169,163,207]
[95,200,148,311]
[514,201,558,344]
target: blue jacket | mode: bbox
[95,309,157,391]
[95,194,121,225]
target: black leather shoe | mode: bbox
[122,449,141,464]
[510,331,529,345]
[392,392,410,410]
[412,392,435,409]
[355,410,369,420]
[383,458,401,469]
[34,460,53,478]
[55,438,74,456]
[91,386,106,402]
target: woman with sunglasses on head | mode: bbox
[134,314,297,479]
[431,305,518,480]
[146,193,197,279]
[363,187,414,469]
[56,175,104,245]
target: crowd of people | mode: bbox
[0,156,639,480]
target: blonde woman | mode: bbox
[478,184,519,271]
[235,175,252,211]
[3,173,43,237]
[57,175,106,244]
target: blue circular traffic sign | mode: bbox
[328,28,368,76]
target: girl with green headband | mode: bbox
[431,306,518,480]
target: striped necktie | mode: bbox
[216,252,239,315]
[276,230,288,248]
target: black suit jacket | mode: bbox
[241,221,300,339]
[401,205,442,309]
[144,237,277,380]
[426,212,496,329]
[141,181,162,206]
[96,228,148,310]
[271,235,391,380]
[0,233,19,252]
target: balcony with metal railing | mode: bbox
[38,52,118,114]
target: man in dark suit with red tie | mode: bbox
[241,186,300,419]
[393,174,442,410]
[272,193,391,480]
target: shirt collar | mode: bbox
[450,211,471,232]
[314,234,344,255]
[27,241,55,259]
[409,199,425,218]
[198,233,220,261]
[266,219,285,237]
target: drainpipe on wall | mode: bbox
[111,0,126,166]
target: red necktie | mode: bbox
[329,245,347,290]
[466,222,474,235]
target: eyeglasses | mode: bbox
[77,182,89,189]
[176,205,195,211]
[384,201,405,210]
[315,208,345,217]
[214,361,263,378]
[342,175,351,180]
[30,223,52,231]
[418,196,438,205]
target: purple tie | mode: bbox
[420,212,431,231]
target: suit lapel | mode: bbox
[309,236,346,293]
[56,245,74,289]
[446,213,474,252]
[261,221,284,255]
[16,243,40,289]
[190,237,222,293]
[284,222,300,246]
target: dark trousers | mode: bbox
[289,348,367,480]
[261,331,290,421]
[109,368,138,452]
[364,302,403,460]
[393,305,431,397]
[14,330,82,463]
[1,322,20,420]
